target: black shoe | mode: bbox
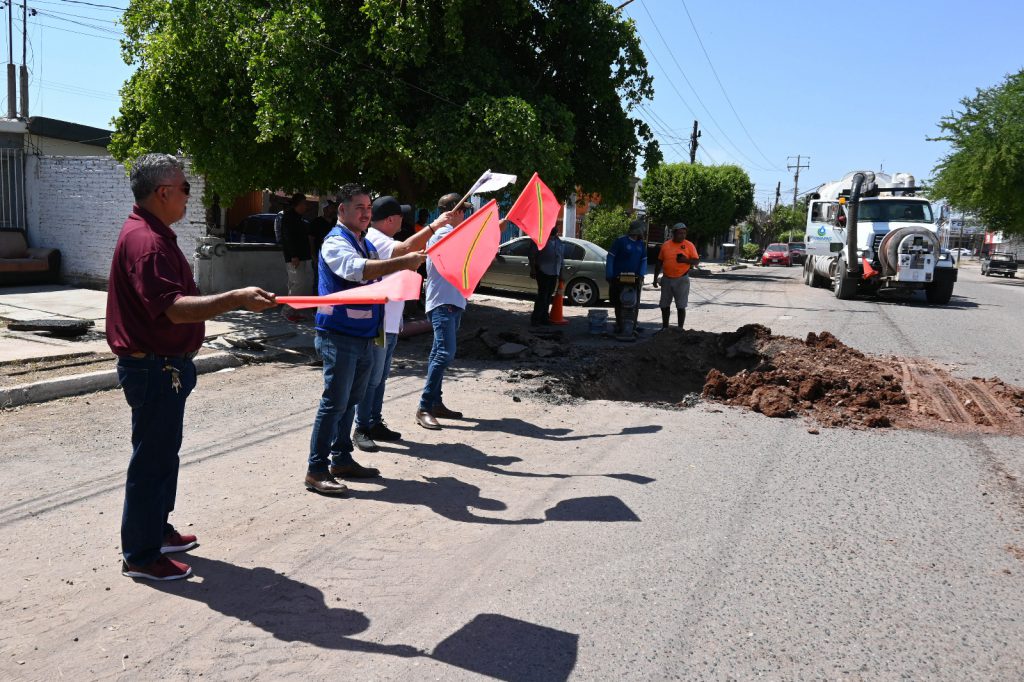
[431,403,463,419]
[353,429,380,452]
[329,461,380,478]
[368,421,401,442]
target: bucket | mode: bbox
[587,309,608,335]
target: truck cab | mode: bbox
[803,171,957,304]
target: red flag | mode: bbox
[426,199,500,298]
[505,172,560,250]
[277,270,422,309]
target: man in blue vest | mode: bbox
[605,219,648,334]
[305,183,427,496]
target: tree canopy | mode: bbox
[581,205,632,251]
[111,0,659,205]
[637,162,754,242]
[930,70,1024,235]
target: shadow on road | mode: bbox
[348,475,543,525]
[442,418,662,441]
[152,558,579,680]
[544,495,641,522]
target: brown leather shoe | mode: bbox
[416,409,441,430]
[329,461,380,478]
[431,403,463,419]
[304,472,349,495]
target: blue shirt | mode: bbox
[425,225,468,312]
[606,235,647,280]
[530,235,564,277]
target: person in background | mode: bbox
[308,199,338,292]
[527,220,564,326]
[605,220,648,334]
[281,193,312,322]
[657,222,699,330]
[414,208,430,233]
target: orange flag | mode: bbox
[426,199,500,298]
[277,270,422,309]
[505,172,560,250]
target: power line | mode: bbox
[34,10,122,35]
[632,0,774,172]
[50,0,125,10]
[33,20,120,41]
[678,0,783,172]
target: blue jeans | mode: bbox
[309,330,375,472]
[419,304,463,411]
[117,355,197,567]
[355,332,398,431]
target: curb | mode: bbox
[0,351,244,409]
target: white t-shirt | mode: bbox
[366,226,404,335]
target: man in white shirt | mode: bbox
[353,196,455,451]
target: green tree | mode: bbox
[581,205,631,251]
[930,70,1024,234]
[770,202,806,241]
[112,0,657,205]
[636,162,754,242]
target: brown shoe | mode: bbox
[304,471,349,495]
[416,409,441,430]
[431,403,463,419]
[329,461,380,478]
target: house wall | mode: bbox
[24,155,207,286]
[27,135,112,157]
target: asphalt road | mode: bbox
[1,261,1022,680]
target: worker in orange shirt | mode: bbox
[657,222,700,330]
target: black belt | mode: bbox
[124,351,199,361]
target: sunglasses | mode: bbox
[157,181,191,196]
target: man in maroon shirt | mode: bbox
[108,153,276,581]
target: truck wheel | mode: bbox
[803,260,813,286]
[833,259,858,300]
[926,269,956,304]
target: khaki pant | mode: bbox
[659,274,690,308]
[286,260,314,296]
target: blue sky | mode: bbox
[10,0,1024,207]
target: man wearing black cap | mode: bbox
[281,193,312,322]
[416,192,472,430]
[353,196,457,451]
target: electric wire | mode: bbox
[632,0,774,173]
[678,0,783,171]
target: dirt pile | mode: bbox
[523,323,1024,435]
[702,329,909,428]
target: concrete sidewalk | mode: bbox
[0,284,316,408]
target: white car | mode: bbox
[950,248,972,258]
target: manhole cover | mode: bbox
[7,319,95,337]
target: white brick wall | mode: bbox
[25,155,207,286]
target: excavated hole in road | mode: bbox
[528,324,1024,434]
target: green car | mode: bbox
[480,236,610,306]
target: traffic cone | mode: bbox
[549,279,569,325]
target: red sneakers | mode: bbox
[161,530,199,554]
[122,556,192,581]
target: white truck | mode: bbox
[802,171,957,304]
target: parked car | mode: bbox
[228,213,280,244]
[761,243,791,267]
[479,236,609,306]
[788,241,806,265]
[981,252,1017,278]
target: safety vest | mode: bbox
[315,226,383,338]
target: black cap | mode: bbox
[371,195,404,221]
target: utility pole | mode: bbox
[18,0,26,118]
[6,0,15,119]
[787,155,810,208]
[773,181,781,211]
[688,120,701,164]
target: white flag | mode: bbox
[467,169,517,196]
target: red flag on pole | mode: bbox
[505,172,560,250]
[277,270,422,309]
[426,199,501,298]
